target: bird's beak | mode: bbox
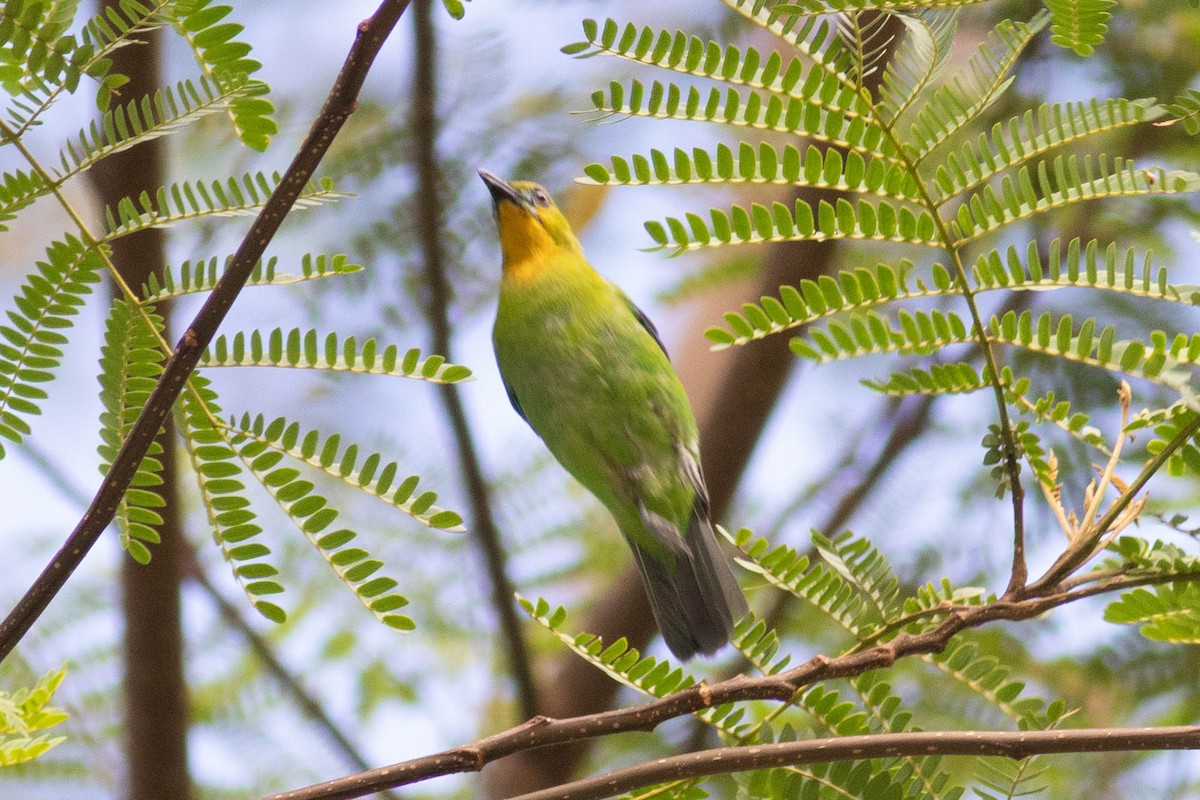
[478,168,524,208]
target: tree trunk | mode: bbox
[89,16,192,800]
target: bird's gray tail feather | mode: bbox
[630,504,748,661]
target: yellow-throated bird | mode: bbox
[480,169,748,659]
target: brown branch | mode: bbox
[410,0,538,720]
[0,0,413,664]
[258,588,1125,800]
[509,726,1200,800]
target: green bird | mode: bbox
[480,169,748,660]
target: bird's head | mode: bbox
[479,169,581,278]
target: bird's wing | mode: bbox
[499,371,528,422]
[623,295,669,360]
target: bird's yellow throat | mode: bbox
[495,201,560,284]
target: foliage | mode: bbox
[1160,88,1200,136]
[0,667,68,767]
[567,0,1200,598]
[537,0,1200,796]
[522,525,1066,799]
[3,0,1200,797]
[0,1,469,773]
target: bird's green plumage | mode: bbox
[481,169,747,659]
[493,249,692,562]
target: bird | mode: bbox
[480,168,748,660]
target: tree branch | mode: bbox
[410,0,538,721]
[260,583,1159,800]
[509,725,1200,800]
[0,0,413,664]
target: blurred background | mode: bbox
[1,0,1199,797]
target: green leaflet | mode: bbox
[573,4,1200,509]
[98,299,167,564]
[0,237,102,459]
[201,329,473,383]
[141,254,363,302]
[0,665,69,767]
[165,0,276,150]
[101,173,349,240]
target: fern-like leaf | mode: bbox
[520,595,696,698]
[732,614,793,676]
[97,299,167,564]
[0,168,47,233]
[922,635,1065,727]
[850,670,965,800]
[990,309,1196,401]
[201,330,473,383]
[101,173,348,240]
[141,253,363,302]
[179,375,286,623]
[646,196,940,254]
[1160,88,1200,136]
[55,74,259,182]
[953,158,1200,244]
[1104,583,1200,644]
[220,414,464,531]
[213,414,425,630]
[749,683,915,799]
[933,98,1162,200]
[864,362,1000,397]
[0,665,69,767]
[788,308,970,364]
[709,237,1193,350]
[707,258,951,348]
[875,9,958,125]
[523,594,764,742]
[734,528,901,638]
[1137,406,1200,477]
[582,142,919,202]
[1043,0,1114,56]
[2,0,169,130]
[970,237,1194,303]
[165,0,276,150]
[1004,378,1110,453]
[0,236,103,458]
[905,13,1049,159]
[587,79,892,161]
[566,16,872,121]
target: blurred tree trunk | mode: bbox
[89,16,191,800]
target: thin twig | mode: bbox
[15,438,399,797]
[183,553,402,799]
[509,726,1200,800]
[1028,410,1200,594]
[409,0,538,720]
[259,579,1186,800]
[0,0,413,664]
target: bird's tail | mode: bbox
[630,504,749,660]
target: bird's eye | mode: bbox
[531,188,550,207]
